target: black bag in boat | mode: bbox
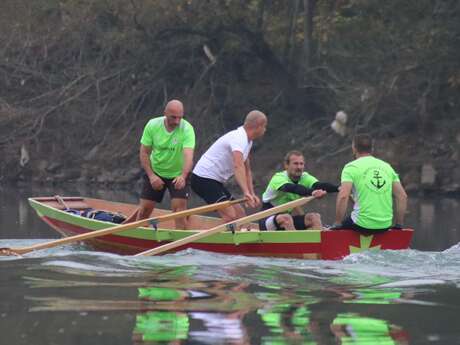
[65,208,126,224]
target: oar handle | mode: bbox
[54,195,70,210]
[3,197,246,256]
[137,196,316,257]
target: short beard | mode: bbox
[289,172,302,181]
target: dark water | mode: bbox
[1,184,460,345]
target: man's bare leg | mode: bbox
[304,212,322,229]
[218,204,246,223]
[171,198,187,229]
[137,199,156,221]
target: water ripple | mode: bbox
[2,240,460,287]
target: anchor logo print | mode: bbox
[370,170,386,189]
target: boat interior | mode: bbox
[31,196,258,231]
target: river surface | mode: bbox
[1,184,460,345]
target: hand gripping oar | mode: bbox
[0,198,246,256]
[136,196,316,257]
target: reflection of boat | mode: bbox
[29,196,414,260]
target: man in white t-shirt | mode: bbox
[191,110,267,222]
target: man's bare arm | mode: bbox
[244,156,260,207]
[244,156,255,194]
[182,148,194,178]
[233,151,257,206]
[173,148,194,189]
[140,144,154,178]
[140,144,164,190]
[392,182,408,225]
[334,182,352,225]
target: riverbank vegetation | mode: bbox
[1,0,459,194]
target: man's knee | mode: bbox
[218,204,246,223]
[219,206,237,222]
[171,200,187,213]
[304,212,322,228]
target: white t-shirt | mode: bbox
[193,126,253,182]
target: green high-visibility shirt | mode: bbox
[341,156,400,229]
[262,171,318,212]
[140,116,195,178]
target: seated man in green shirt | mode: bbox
[332,134,408,233]
[260,150,338,231]
[133,99,195,229]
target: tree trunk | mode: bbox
[284,0,300,70]
[302,0,316,74]
[257,0,267,31]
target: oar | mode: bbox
[136,196,316,257]
[0,198,246,256]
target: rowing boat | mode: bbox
[28,196,413,260]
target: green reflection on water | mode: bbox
[22,261,410,344]
[138,287,184,301]
[344,289,403,304]
[256,290,318,345]
[135,286,190,342]
[134,311,190,342]
[332,313,402,345]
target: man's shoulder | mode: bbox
[145,116,164,127]
[343,159,358,170]
[269,171,289,182]
[376,157,394,168]
[343,156,396,177]
[180,118,194,130]
[344,156,385,168]
[225,127,243,138]
[367,156,395,171]
[219,127,248,145]
[301,171,315,178]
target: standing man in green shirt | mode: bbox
[135,99,195,229]
[333,134,408,233]
[259,150,338,231]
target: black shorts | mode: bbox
[340,216,389,235]
[259,214,307,231]
[191,173,233,204]
[140,173,190,203]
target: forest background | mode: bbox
[0,0,459,196]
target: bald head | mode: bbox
[244,110,267,128]
[164,99,184,116]
[244,110,267,139]
[163,99,184,131]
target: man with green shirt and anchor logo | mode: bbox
[332,134,408,233]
